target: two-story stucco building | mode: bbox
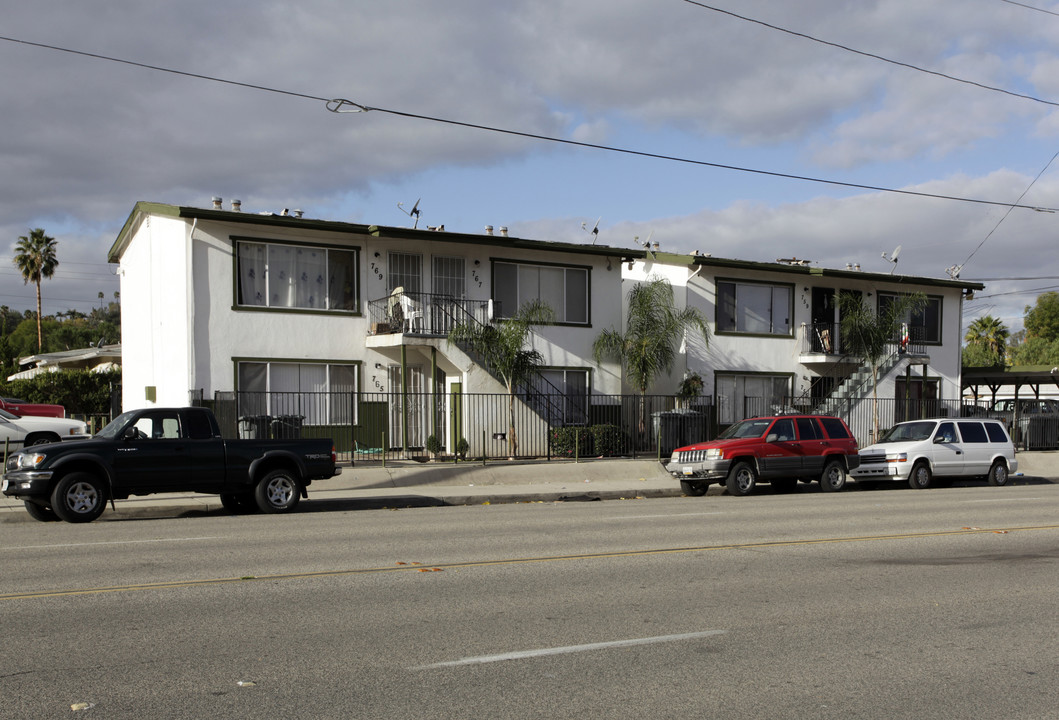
[108,200,983,453]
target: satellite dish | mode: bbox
[397,198,422,228]
[883,244,902,274]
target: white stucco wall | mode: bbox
[118,214,191,410]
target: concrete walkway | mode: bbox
[3,453,1056,523]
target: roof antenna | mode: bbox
[881,244,901,274]
[581,217,601,244]
[398,198,422,229]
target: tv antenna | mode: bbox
[633,230,655,249]
[398,198,422,228]
[581,217,600,244]
[882,244,901,274]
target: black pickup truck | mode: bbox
[3,406,341,523]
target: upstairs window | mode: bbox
[878,293,942,344]
[237,240,357,312]
[493,261,589,324]
[717,280,792,335]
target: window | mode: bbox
[879,293,942,344]
[493,261,589,324]
[819,417,851,440]
[238,361,357,424]
[717,280,792,335]
[715,373,791,424]
[236,241,356,312]
[985,422,1009,443]
[957,421,988,443]
[537,369,589,425]
[770,418,795,442]
[388,252,423,295]
[796,417,822,440]
[432,256,465,299]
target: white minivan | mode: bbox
[851,418,1017,489]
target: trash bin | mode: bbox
[270,415,304,439]
[652,410,707,456]
[239,415,272,439]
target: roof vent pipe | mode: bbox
[499,226,508,237]
[292,209,303,218]
[231,199,242,212]
[485,225,493,235]
[212,196,223,210]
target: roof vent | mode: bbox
[231,199,242,212]
[292,209,304,218]
[212,196,223,210]
[499,226,508,237]
[485,225,494,235]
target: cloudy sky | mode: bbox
[3,0,1059,333]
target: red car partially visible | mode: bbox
[0,397,66,418]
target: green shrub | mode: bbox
[456,437,469,460]
[425,434,443,455]
[549,426,592,458]
[1,368,120,415]
[590,424,626,456]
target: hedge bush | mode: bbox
[549,424,627,458]
[0,369,120,415]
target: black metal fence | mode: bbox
[194,390,716,463]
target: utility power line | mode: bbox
[680,0,1059,109]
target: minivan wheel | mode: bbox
[909,462,933,490]
[726,462,757,496]
[820,461,847,492]
[987,460,1009,487]
[680,480,708,497]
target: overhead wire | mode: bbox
[679,0,1059,109]
[998,0,1059,18]
[2,34,1057,214]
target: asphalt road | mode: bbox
[2,483,1057,719]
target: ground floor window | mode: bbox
[536,368,589,425]
[237,361,357,425]
[716,372,792,424]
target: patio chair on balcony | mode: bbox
[399,293,424,333]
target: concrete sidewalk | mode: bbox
[3,453,1057,523]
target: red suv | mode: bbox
[665,414,860,496]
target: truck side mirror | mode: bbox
[123,426,139,440]
[766,433,777,443]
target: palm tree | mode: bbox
[448,299,555,458]
[964,315,1009,366]
[592,276,710,436]
[13,228,59,352]
[839,290,926,442]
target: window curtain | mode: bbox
[237,243,267,306]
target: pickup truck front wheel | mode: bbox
[726,462,757,496]
[50,472,108,523]
[255,470,302,514]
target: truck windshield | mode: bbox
[878,421,936,443]
[717,419,772,439]
[95,411,138,439]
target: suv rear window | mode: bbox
[957,421,989,443]
[819,417,851,439]
[985,422,1009,443]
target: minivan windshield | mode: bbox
[878,421,936,443]
[718,418,773,439]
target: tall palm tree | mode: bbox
[13,228,59,352]
[448,299,555,458]
[839,290,925,441]
[592,276,710,435]
[964,315,1009,365]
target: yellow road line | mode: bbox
[3,524,1057,601]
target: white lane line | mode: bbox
[16,537,224,550]
[608,512,727,520]
[962,497,1043,503]
[411,630,727,670]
